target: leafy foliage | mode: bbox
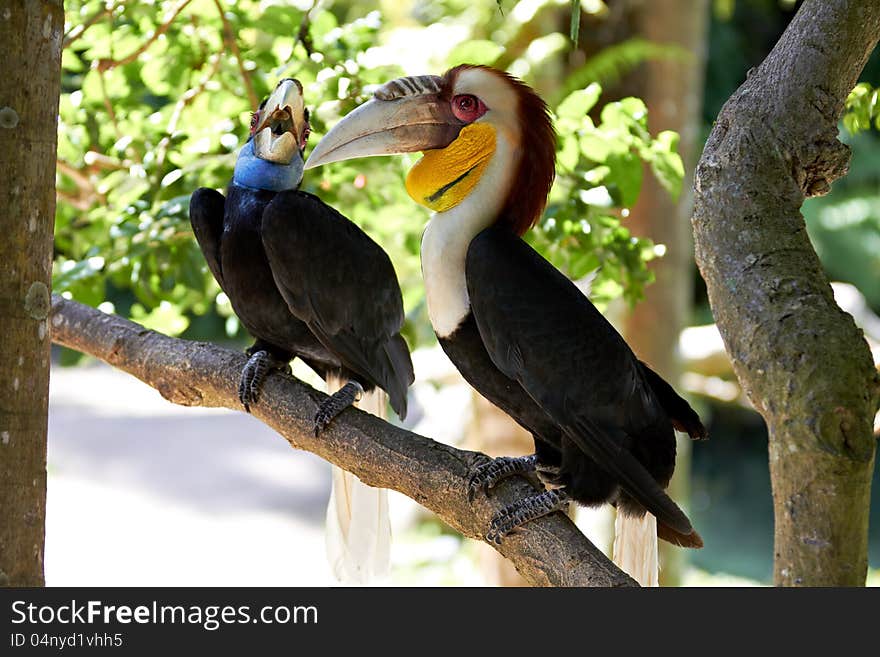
[843,83,880,135]
[56,0,683,347]
[533,84,683,305]
[559,38,688,101]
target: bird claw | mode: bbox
[239,350,269,411]
[312,405,334,437]
[466,454,538,503]
[238,350,289,412]
[313,381,364,436]
[483,488,570,545]
[466,454,494,502]
[486,509,516,544]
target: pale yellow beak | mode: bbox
[304,84,462,169]
[252,78,308,165]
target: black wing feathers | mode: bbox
[189,187,227,287]
[261,190,413,417]
[466,226,693,534]
[639,361,707,440]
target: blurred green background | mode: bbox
[51,0,880,585]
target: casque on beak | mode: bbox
[304,76,463,169]
[253,78,308,164]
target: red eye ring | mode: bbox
[249,111,261,134]
[451,94,487,122]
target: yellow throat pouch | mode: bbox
[405,123,496,212]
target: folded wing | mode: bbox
[261,190,413,417]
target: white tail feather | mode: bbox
[324,374,391,585]
[612,511,659,587]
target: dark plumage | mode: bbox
[457,225,705,546]
[189,77,412,423]
[305,65,705,548]
[190,184,412,418]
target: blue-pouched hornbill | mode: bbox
[305,66,706,565]
[189,79,414,582]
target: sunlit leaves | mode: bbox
[56,1,400,340]
[532,84,683,306]
[56,1,684,344]
[556,82,601,120]
[843,83,880,135]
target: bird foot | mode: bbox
[238,350,290,412]
[313,381,364,436]
[535,463,564,487]
[486,488,570,545]
[467,454,538,502]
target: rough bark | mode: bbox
[623,0,710,586]
[467,393,533,586]
[0,0,64,587]
[692,0,880,586]
[49,295,636,588]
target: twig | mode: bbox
[295,2,316,57]
[95,0,193,72]
[56,190,93,212]
[63,1,125,49]
[49,294,636,588]
[153,53,223,188]
[56,158,95,194]
[212,0,258,109]
[83,151,134,171]
[96,67,122,144]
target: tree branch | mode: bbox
[153,53,224,190]
[63,1,124,49]
[49,294,635,587]
[212,0,258,110]
[692,0,880,586]
[95,0,193,72]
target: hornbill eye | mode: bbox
[249,110,261,135]
[451,94,487,122]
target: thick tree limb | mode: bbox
[692,0,880,586]
[49,294,635,587]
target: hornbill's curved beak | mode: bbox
[304,75,463,169]
[253,78,309,164]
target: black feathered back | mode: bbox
[261,190,414,418]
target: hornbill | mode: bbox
[305,66,707,580]
[189,78,414,583]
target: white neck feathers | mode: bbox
[421,132,517,337]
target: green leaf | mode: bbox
[605,152,643,207]
[131,301,190,336]
[53,257,105,290]
[557,135,580,171]
[557,83,602,120]
[570,0,581,45]
[843,83,880,135]
[579,133,613,162]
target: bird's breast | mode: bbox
[421,217,471,338]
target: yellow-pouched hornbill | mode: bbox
[305,66,706,573]
[189,79,413,583]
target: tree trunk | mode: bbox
[623,0,710,587]
[692,0,880,586]
[0,0,63,587]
